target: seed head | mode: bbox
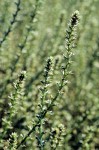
[71,10,79,27]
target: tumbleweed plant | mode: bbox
[0,0,99,150]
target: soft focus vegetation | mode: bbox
[0,0,99,149]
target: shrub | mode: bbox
[0,0,99,149]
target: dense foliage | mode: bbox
[0,0,99,149]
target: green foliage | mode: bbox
[0,0,99,149]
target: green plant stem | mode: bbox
[16,121,39,149]
[16,68,66,149]
[0,0,21,47]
